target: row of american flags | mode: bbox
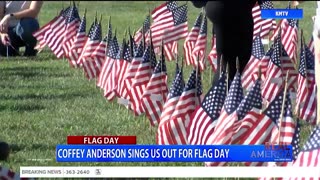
[29,0,318,173]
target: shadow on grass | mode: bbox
[0,104,45,112]
[9,143,55,152]
[0,91,95,101]
[0,66,73,79]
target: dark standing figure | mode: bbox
[0,141,9,161]
[191,1,261,83]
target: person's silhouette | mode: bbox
[0,141,10,161]
[191,1,261,84]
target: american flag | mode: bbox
[166,69,203,144]
[92,20,112,62]
[262,33,283,103]
[192,15,207,71]
[68,12,87,68]
[240,91,285,166]
[259,120,300,179]
[105,21,113,50]
[0,166,21,180]
[269,5,291,40]
[157,66,184,145]
[280,45,298,92]
[163,41,178,61]
[151,1,178,22]
[296,40,317,125]
[90,33,110,80]
[123,42,145,105]
[103,36,120,101]
[269,93,296,149]
[116,41,133,99]
[281,19,299,65]
[242,35,265,90]
[279,118,301,167]
[291,120,301,161]
[149,4,188,47]
[184,12,202,66]
[44,7,72,58]
[251,46,274,87]
[134,15,150,44]
[96,24,113,88]
[208,71,244,145]
[150,1,178,56]
[288,125,320,169]
[308,36,315,54]
[207,31,218,72]
[61,6,80,59]
[76,18,96,66]
[231,79,263,144]
[187,72,227,145]
[79,21,103,80]
[252,0,277,38]
[33,13,61,52]
[128,32,137,59]
[128,45,156,116]
[207,72,244,156]
[141,57,168,126]
[131,43,157,87]
[115,36,135,102]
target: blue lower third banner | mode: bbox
[56,145,293,162]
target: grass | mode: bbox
[0,1,317,179]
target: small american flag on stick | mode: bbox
[149,4,188,48]
[157,65,184,145]
[68,9,87,68]
[184,12,202,66]
[187,72,227,145]
[141,53,168,126]
[296,32,317,125]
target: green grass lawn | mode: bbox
[0,1,317,177]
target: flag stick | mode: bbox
[159,39,165,129]
[278,71,290,145]
[258,65,266,113]
[105,16,111,54]
[142,25,146,51]
[219,54,223,79]
[301,30,309,94]
[175,42,179,62]
[294,29,305,116]
[175,49,179,66]
[149,29,153,62]
[6,45,9,59]
[236,57,240,72]
[99,14,103,24]
[226,61,229,93]
[94,11,98,24]
[196,53,200,105]
[288,1,291,8]
[201,8,208,84]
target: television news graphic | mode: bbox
[55,145,292,162]
[261,9,303,19]
[19,167,320,178]
[67,136,137,145]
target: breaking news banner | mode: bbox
[55,145,293,162]
[19,167,320,178]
